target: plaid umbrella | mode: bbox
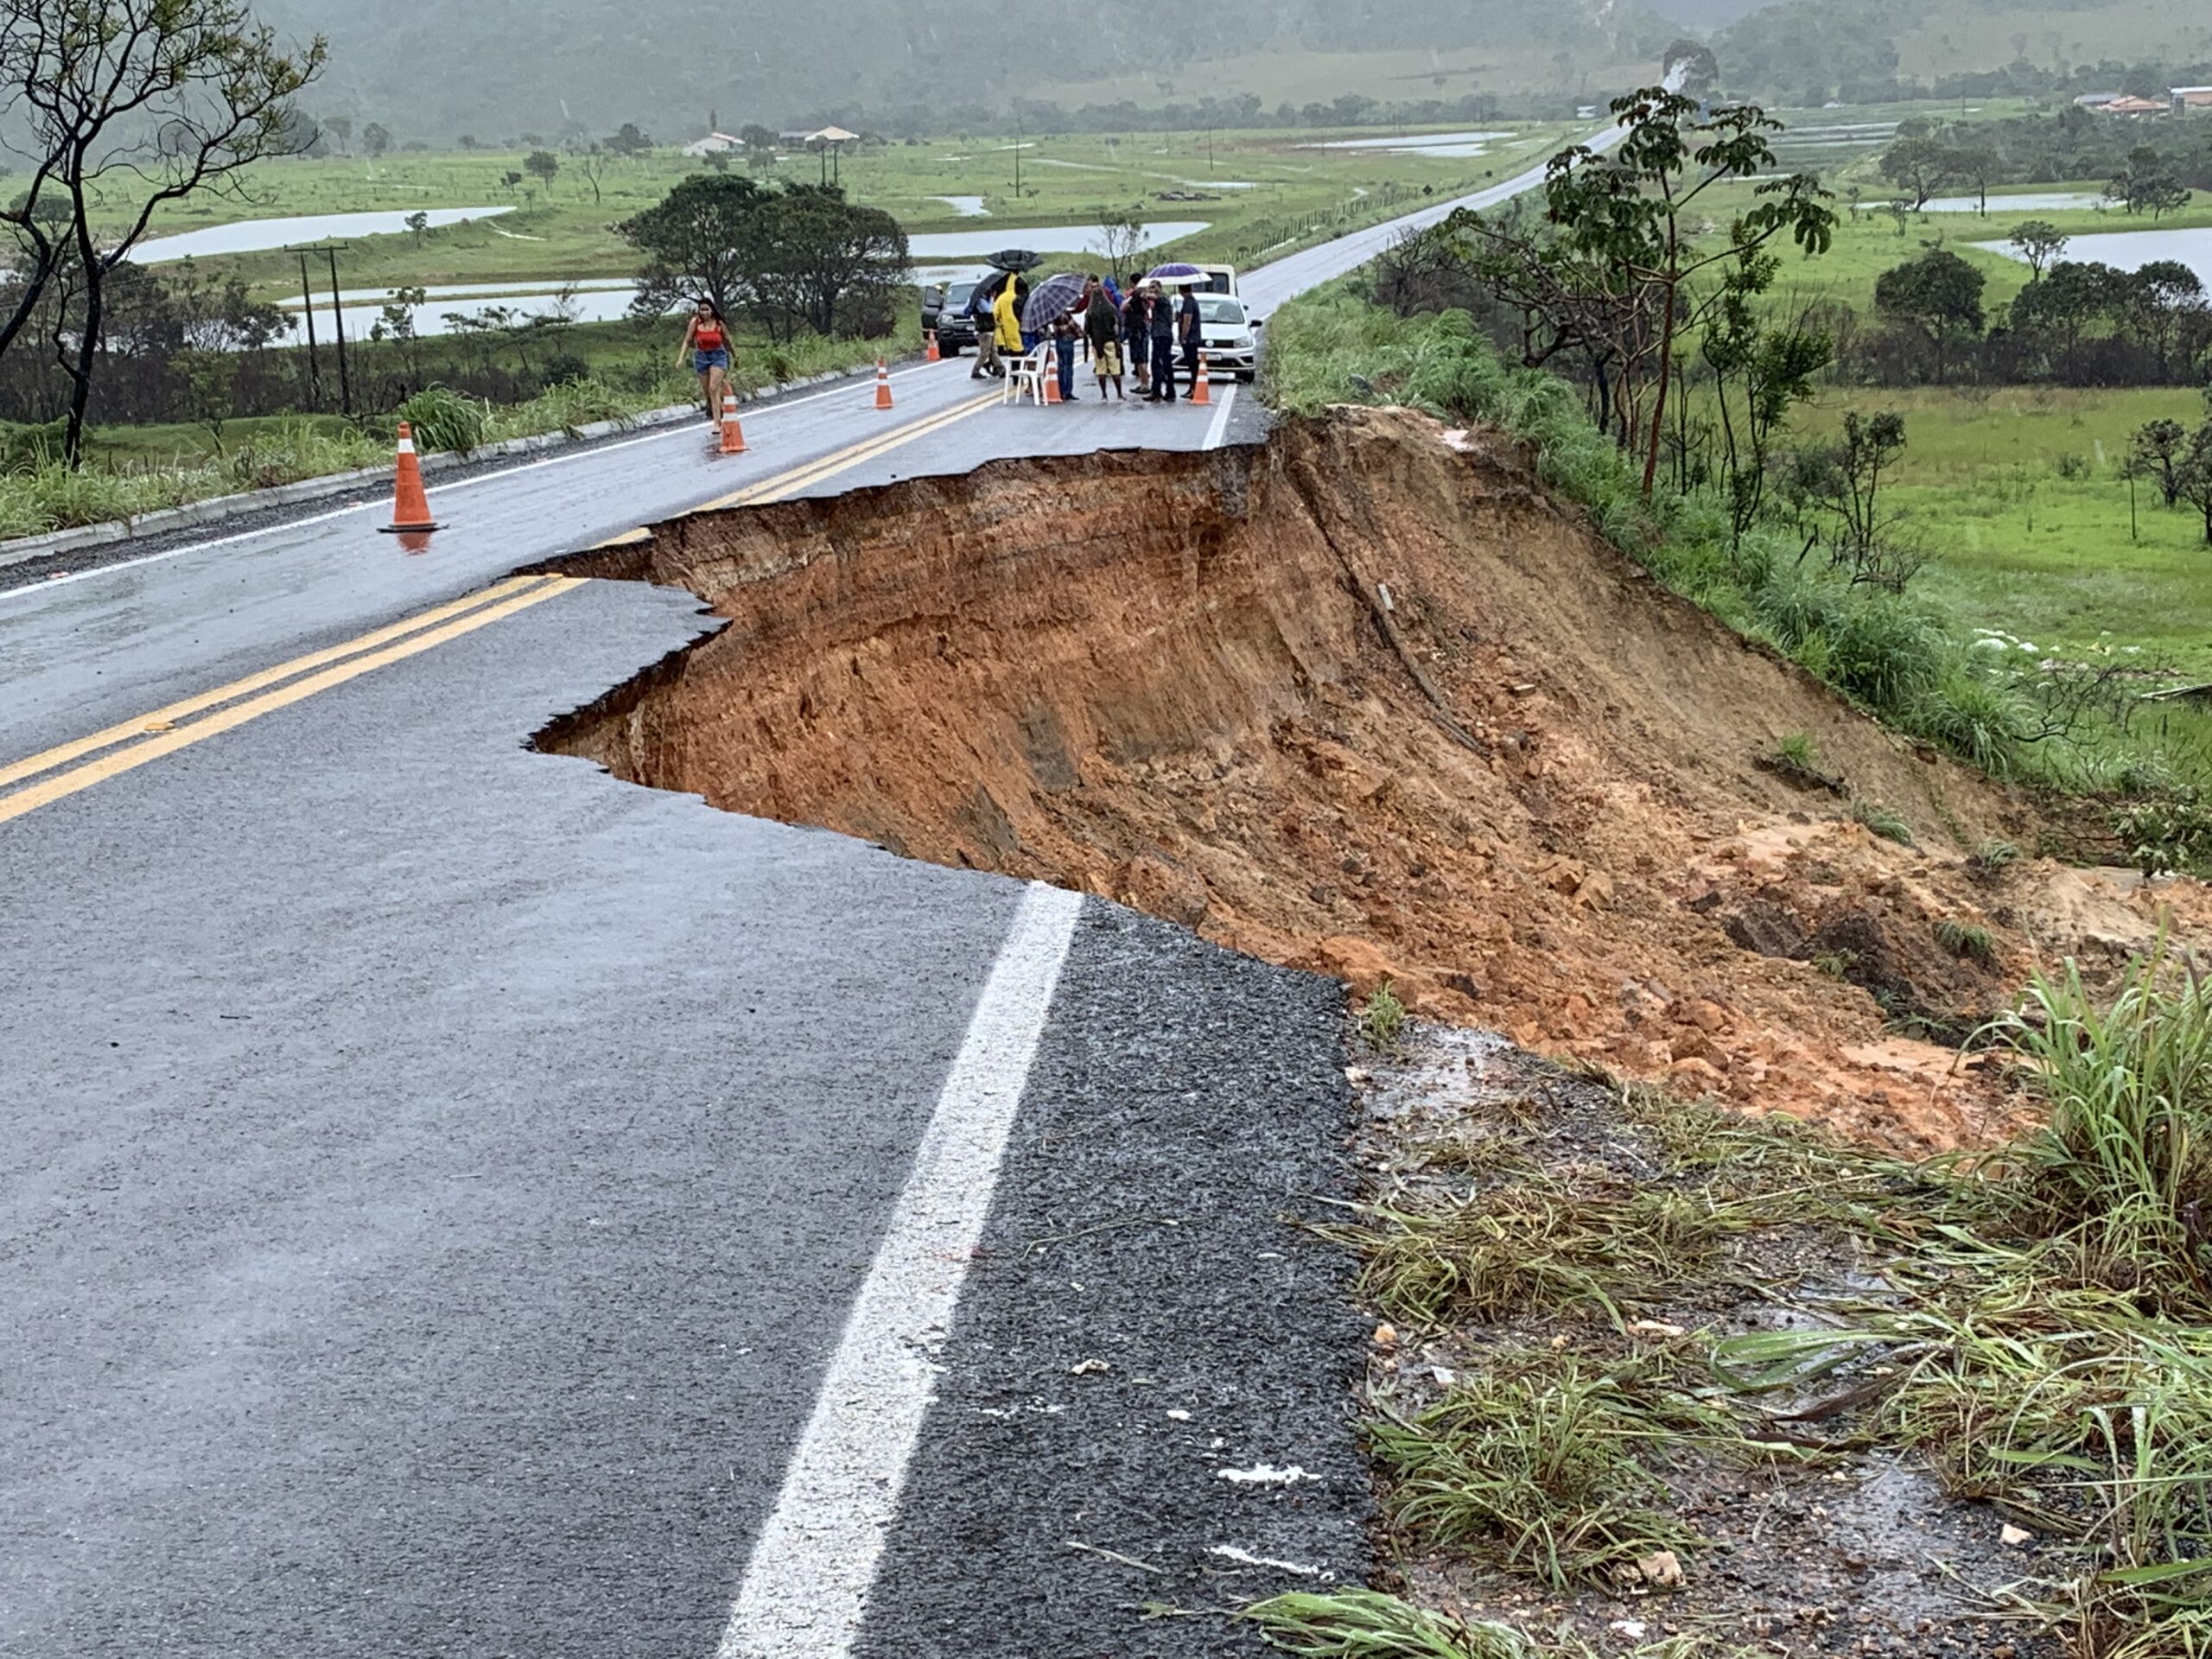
[1020,272,1089,334]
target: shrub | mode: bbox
[397,385,490,454]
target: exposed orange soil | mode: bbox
[542,407,2212,1152]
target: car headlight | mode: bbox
[1230,333,1255,350]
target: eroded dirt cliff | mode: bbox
[540,407,2212,1150]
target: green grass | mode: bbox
[1358,981,1409,1049]
[1853,800,1918,845]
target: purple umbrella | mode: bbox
[1020,272,1089,334]
[1146,261,1204,283]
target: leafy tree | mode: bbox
[405,210,429,246]
[2009,258,2126,364]
[606,123,652,157]
[740,124,778,173]
[1700,264,1833,538]
[2176,422,2212,546]
[1872,249,1985,380]
[620,173,770,318]
[1660,40,1719,99]
[0,0,325,464]
[362,121,391,156]
[2107,144,2191,218]
[524,149,560,193]
[1094,207,1145,285]
[2006,219,2067,281]
[2132,418,2190,508]
[323,115,352,151]
[2122,261,2205,379]
[1786,410,1920,590]
[1515,86,1832,493]
[1878,135,1958,211]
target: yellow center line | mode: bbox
[3,389,1005,828]
[594,390,1003,547]
[0,573,558,793]
[0,578,583,828]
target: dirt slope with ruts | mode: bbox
[541,406,2212,1149]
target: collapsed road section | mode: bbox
[540,405,2207,1154]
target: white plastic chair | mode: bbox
[1003,346,1049,406]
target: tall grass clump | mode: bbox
[397,385,490,454]
[1987,941,2212,1295]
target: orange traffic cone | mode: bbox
[1044,355,1062,403]
[1190,350,1211,407]
[925,331,940,363]
[720,391,747,454]
[379,421,441,534]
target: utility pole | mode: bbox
[323,246,353,416]
[295,248,321,408]
[1014,114,1023,198]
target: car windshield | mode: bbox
[1198,296,1245,326]
[945,283,976,307]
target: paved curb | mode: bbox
[0,365,870,574]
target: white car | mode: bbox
[1192,293,1261,382]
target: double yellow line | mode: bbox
[0,575,582,827]
[0,387,1005,829]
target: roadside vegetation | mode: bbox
[1264,84,2212,861]
[1249,967,2212,1658]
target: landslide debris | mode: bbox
[539,405,2212,1151]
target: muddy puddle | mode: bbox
[537,405,2212,1153]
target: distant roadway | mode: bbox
[0,131,1606,1659]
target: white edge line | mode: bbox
[1202,384,1240,451]
[715,880,1085,1659]
[0,361,958,603]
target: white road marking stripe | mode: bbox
[715,880,1086,1659]
[0,363,960,604]
[1203,384,1240,451]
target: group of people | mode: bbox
[969,275,1205,404]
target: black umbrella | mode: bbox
[986,248,1043,272]
[1020,272,1090,334]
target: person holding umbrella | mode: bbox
[1178,283,1204,391]
[1020,272,1090,403]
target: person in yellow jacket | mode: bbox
[992,279,1026,358]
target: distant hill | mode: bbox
[249,0,1676,141]
[1710,0,2212,102]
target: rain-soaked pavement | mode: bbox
[0,135,1613,1659]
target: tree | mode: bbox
[1528,86,1833,493]
[2107,144,2190,218]
[1873,249,1985,380]
[1700,264,1833,538]
[1661,40,1719,99]
[1094,207,1146,286]
[2132,418,2189,507]
[2007,219,2068,280]
[0,0,324,464]
[740,124,777,173]
[1878,135,1958,211]
[405,210,429,246]
[575,145,607,206]
[606,123,652,158]
[620,173,771,319]
[524,149,560,194]
[1786,410,1920,590]
[323,115,352,151]
[2176,421,2212,545]
[362,121,391,156]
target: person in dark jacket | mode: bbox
[1145,281,1178,402]
[1082,276,1122,400]
[1122,287,1151,396]
[1177,283,1203,391]
[1049,310,1080,403]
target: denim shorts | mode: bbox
[694,347,729,372]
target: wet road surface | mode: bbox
[0,156,1598,1656]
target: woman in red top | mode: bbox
[678,299,735,423]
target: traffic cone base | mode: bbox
[874,358,894,410]
[720,391,747,454]
[379,420,442,533]
[1190,351,1211,407]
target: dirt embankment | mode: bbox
[542,407,2212,1150]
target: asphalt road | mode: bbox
[0,146,1601,1656]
